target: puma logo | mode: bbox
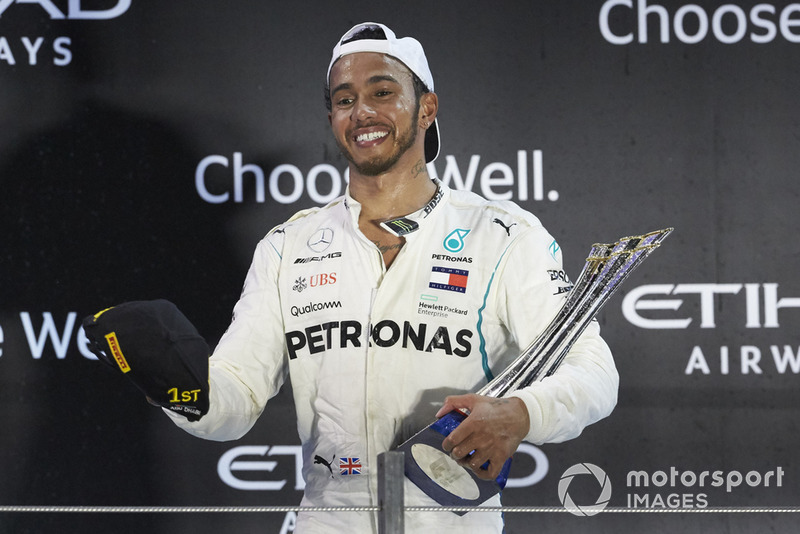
[314,454,335,478]
[493,218,517,236]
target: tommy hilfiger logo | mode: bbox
[429,266,469,293]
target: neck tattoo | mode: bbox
[373,240,404,255]
[411,159,427,179]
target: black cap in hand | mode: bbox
[83,299,210,421]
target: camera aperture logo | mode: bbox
[558,463,612,516]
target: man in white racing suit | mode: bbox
[166,22,618,533]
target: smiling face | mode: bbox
[328,52,425,177]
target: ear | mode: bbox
[328,111,332,126]
[418,92,438,128]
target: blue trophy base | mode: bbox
[396,410,512,515]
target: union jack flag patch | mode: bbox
[339,457,362,475]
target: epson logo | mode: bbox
[600,0,800,44]
[0,0,131,20]
[195,150,557,205]
[621,283,800,329]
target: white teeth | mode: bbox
[356,131,388,142]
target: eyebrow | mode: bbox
[330,74,401,96]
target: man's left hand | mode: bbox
[435,394,530,480]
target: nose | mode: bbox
[351,98,376,123]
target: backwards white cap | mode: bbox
[327,22,440,163]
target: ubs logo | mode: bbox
[310,272,336,288]
[295,273,336,292]
[293,277,307,293]
[307,228,334,253]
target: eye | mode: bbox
[336,96,354,107]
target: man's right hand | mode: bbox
[83,299,210,421]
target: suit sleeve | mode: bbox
[164,230,289,441]
[495,226,619,445]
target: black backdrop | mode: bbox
[2,1,799,532]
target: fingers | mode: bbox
[443,427,503,480]
[434,401,452,419]
[435,393,476,418]
[437,393,528,480]
[457,450,502,480]
[444,431,477,460]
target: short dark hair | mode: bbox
[324,26,430,112]
[342,24,387,44]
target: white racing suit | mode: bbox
[167,180,618,533]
